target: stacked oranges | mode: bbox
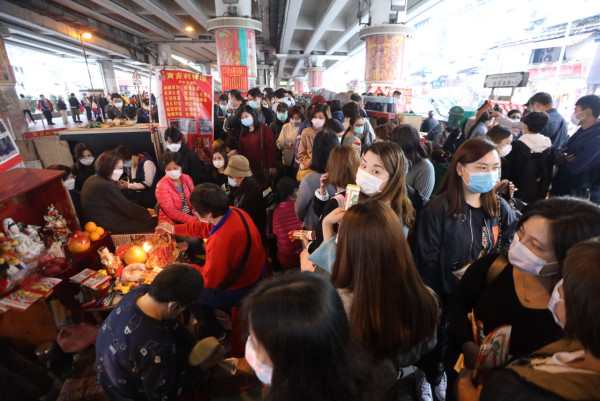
[83,222,105,242]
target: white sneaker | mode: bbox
[434,372,447,401]
[415,369,433,401]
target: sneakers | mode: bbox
[415,369,433,401]
[434,372,447,401]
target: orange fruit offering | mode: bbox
[89,232,101,242]
[85,222,97,233]
[95,227,105,236]
[124,246,148,265]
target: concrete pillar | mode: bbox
[307,68,324,92]
[207,1,261,91]
[157,43,172,66]
[359,3,414,90]
[98,60,118,94]
[0,36,27,140]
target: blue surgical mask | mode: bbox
[462,170,498,193]
[354,125,364,135]
[277,112,287,122]
[219,104,226,111]
[123,160,134,168]
[291,120,301,126]
[241,117,253,127]
[248,101,259,109]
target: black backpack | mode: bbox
[511,141,555,204]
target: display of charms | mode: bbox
[3,218,45,264]
[43,204,71,244]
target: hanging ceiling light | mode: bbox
[82,32,92,39]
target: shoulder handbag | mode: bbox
[221,209,253,289]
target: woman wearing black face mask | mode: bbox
[277,105,305,180]
[449,197,600,371]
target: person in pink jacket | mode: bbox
[155,151,196,225]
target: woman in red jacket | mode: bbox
[155,151,196,225]
[238,105,277,181]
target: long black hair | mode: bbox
[309,131,339,173]
[242,272,377,401]
[240,105,261,133]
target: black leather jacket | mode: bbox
[415,192,516,296]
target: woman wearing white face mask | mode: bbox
[73,143,95,191]
[163,127,202,184]
[46,164,84,221]
[155,151,196,225]
[298,103,330,170]
[224,155,266,239]
[242,273,378,401]
[204,146,229,187]
[106,93,132,120]
[449,197,600,372]
[81,151,157,234]
[458,237,600,401]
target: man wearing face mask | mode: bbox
[96,264,224,401]
[156,183,266,339]
[224,89,246,138]
[163,127,202,184]
[247,88,274,126]
[135,99,152,123]
[551,95,600,204]
[106,93,133,120]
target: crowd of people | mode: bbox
[19,91,158,126]
[56,85,600,401]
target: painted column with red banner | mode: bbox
[359,8,414,94]
[207,16,262,92]
[307,68,324,92]
[160,70,214,161]
[294,80,305,93]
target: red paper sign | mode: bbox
[221,65,248,92]
[160,70,214,161]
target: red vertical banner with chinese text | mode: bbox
[221,66,248,93]
[160,70,214,161]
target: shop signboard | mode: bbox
[484,72,529,88]
[221,65,248,92]
[528,62,586,80]
[160,70,214,161]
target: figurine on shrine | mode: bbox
[0,231,29,295]
[43,204,71,244]
[3,218,45,264]
[98,246,122,277]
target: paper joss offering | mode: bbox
[344,184,360,210]
[472,325,512,382]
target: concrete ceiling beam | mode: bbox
[280,0,303,54]
[88,0,174,39]
[51,0,150,38]
[304,0,350,55]
[129,0,186,33]
[173,0,209,31]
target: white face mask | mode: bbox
[355,168,388,196]
[508,233,559,276]
[80,156,94,166]
[228,177,238,187]
[64,178,75,191]
[113,102,123,108]
[548,279,565,329]
[195,212,210,224]
[213,159,225,169]
[167,143,181,152]
[498,144,512,157]
[245,336,273,385]
[111,169,123,182]
[166,169,182,180]
[570,110,583,126]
